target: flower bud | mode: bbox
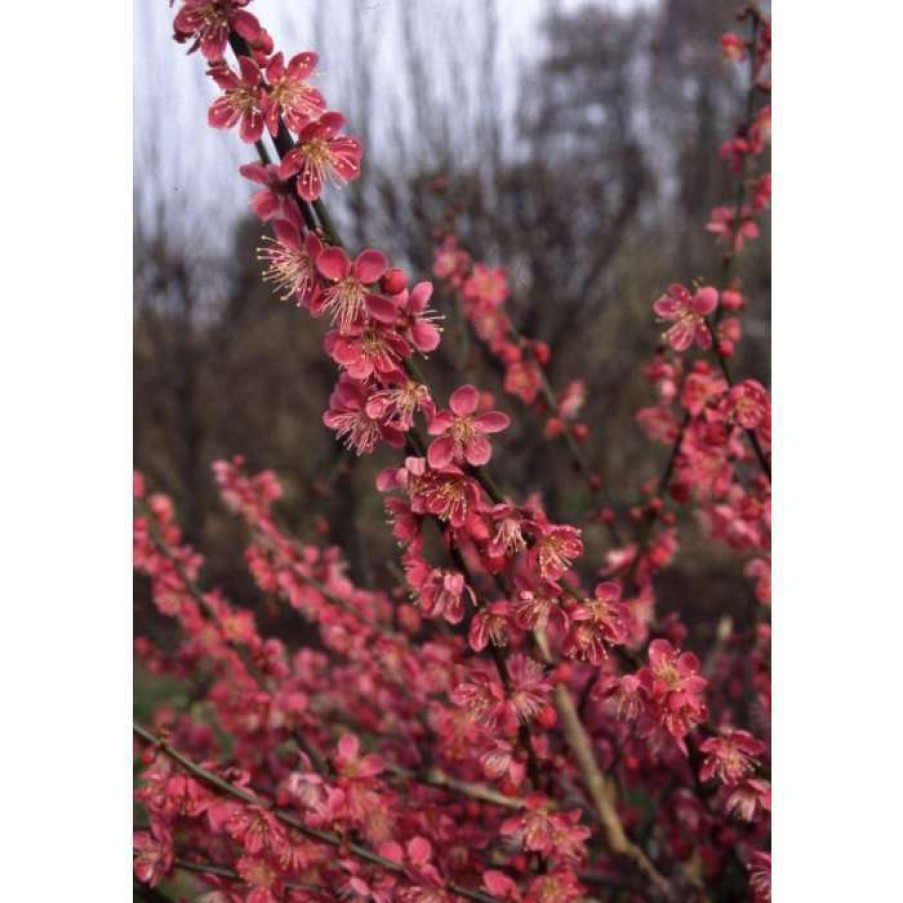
[380,268,407,295]
[532,341,551,365]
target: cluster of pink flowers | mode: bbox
[135,3,772,901]
[707,17,772,253]
[432,235,605,504]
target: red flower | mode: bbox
[207,57,269,143]
[653,284,718,352]
[133,821,173,887]
[323,375,403,454]
[257,219,322,306]
[313,247,395,333]
[173,0,264,61]
[640,639,708,752]
[636,405,681,443]
[334,734,384,779]
[239,162,297,222]
[719,31,748,62]
[427,385,510,468]
[748,851,771,903]
[725,777,771,822]
[699,729,766,785]
[530,523,583,582]
[264,51,325,134]
[463,263,508,308]
[416,466,482,528]
[325,321,410,380]
[417,568,475,625]
[392,281,443,353]
[726,379,770,430]
[562,581,629,664]
[469,601,511,652]
[707,205,760,251]
[278,112,362,201]
[365,377,434,432]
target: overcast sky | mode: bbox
[135,0,655,243]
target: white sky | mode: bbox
[134,0,656,244]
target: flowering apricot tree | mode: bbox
[134,3,772,901]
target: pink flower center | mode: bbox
[258,238,315,302]
[271,77,320,118]
[450,416,477,447]
[323,277,366,332]
[654,659,681,689]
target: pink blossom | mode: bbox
[681,367,727,417]
[556,380,586,421]
[432,235,471,284]
[416,569,475,625]
[748,851,771,903]
[173,0,263,61]
[392,281,443,353]
[513,588,567,633]
[725,777,771,822]
[699,729,766,785]
[562,581,629,664]
[133,821,173,887]
[264,51,325,134]
[707,205,760,251]
[334,734,384,780]
[323,375,402,454]
[365,377,434,432]
[239,162,297,222]
[640,639,708,752]
[506,653,553,724]
[636,405,681,443]
[427,385,510,469]
[325,321,410,380]
[652,284,718,352]
[752,172,772,211]
[719,31,748,62]
[486,504,530,561]
[207,57,269,143]
[278,112,362,201]
[313,246,396,333]
[235,855,283,901]
[463,263,508,308]
[726,379,770,429]
[257,219,322,306]
[503,358,542,404]
[530,523,583,582]
[469,601,511,652]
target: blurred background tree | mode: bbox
[134,0,769,637]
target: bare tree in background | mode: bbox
[135,0,768,606]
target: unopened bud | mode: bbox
[380,268,407,295]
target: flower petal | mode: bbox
[473,411,510,434]
[449,385,479,416]
[353,249,389,285]
[465,434,493,466]
[427,435,456,469]
[316,247,351,281]
[693,286,719,315]
[365,293,398,324]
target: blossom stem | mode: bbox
[550,682,674,899]
[387,765,527,810]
